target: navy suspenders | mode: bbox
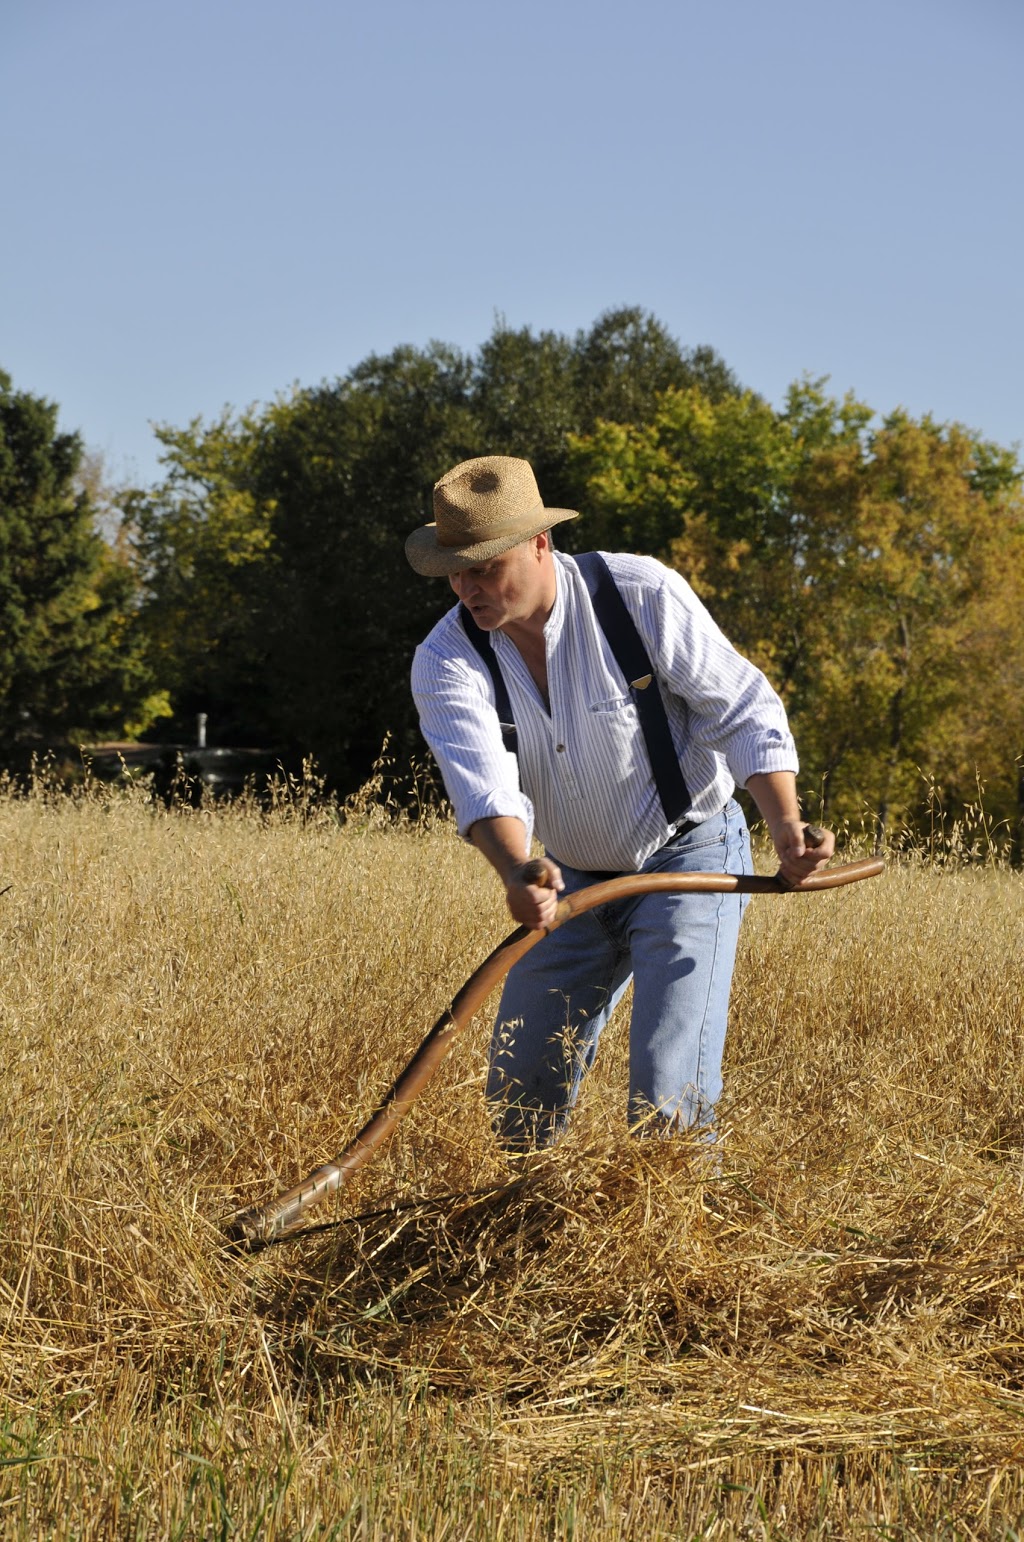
[574,552,691,825]
[458,551,691,826]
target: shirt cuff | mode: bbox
[732,745,800,788]
[456,789,535,846]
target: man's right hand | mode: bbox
[504,856,564,929]
[467,816,565,929]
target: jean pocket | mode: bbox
[673,810,729,853]
[679,828,727,853]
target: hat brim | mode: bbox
[404,507,579,577]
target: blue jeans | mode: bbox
[486,801,753,1149]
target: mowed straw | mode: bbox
[1,768,1023,1536]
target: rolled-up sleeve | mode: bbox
[611,556,799,791]
[411,635,535,842]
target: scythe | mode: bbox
[228,835,882,1248]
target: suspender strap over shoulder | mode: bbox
[459,604,518,758]
[575,552,691,826]
[459,552,691,825]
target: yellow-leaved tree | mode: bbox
[789,408,1024,841]
[569,381,1024,845]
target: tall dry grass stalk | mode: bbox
[1,769,1023,1538]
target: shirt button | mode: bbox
[556,743,565,753]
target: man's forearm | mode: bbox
[467,816,564,928]
[744,770,803,845]
[467,815,533,885]
[745,770,836,884]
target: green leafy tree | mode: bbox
[571,307,742,429]
[247,344,481,783]
[568,382,810,670]
[0,369,152,750]
[124,407,277,745]
[128,346,480,780]
[126,311,744,791]
[472,323,579,496]
[474,308,743,515]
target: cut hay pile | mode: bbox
[1,771,1023,1537]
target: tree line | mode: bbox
[2,308,1022,845]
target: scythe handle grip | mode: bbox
[523,824,829,889]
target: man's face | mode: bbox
[448,537,548,632]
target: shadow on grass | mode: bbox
[254,1175,575,1387]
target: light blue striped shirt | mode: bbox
[411,551,798,873]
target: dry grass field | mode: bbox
[1,768,1024,1539]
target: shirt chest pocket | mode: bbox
[587,693,646,758]
[589,691,636,717]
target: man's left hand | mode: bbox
[772,820,836,887]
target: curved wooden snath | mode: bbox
[227,850,884,1247]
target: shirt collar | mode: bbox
[543,552,571,644]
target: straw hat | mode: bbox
[405,455,579,577]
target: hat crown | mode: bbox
[433,457,544,549]
[405,454,578,576]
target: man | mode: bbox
[406,455,834,1149]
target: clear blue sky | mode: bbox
[2,0,1021,488]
